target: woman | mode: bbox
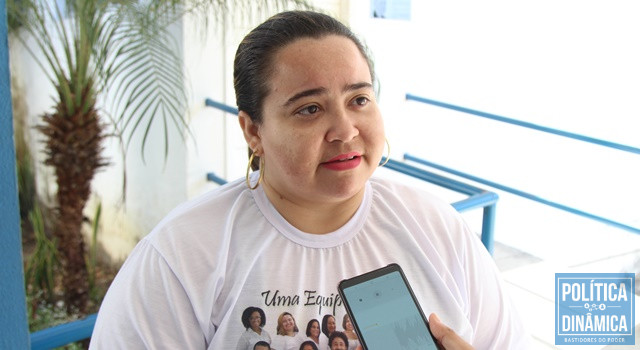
[319,315,336,348]
[341,315,359,350]
[271,312,306,350]
[90,10,528,349]
[328,332,348,350]
[237,307,271,350]
[304,319,325,348]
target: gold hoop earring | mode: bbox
[246,153,264,190]
[379,138,391,167]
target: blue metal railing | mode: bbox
[405,94,640,155]
[30,314,97,349]
[204,98,499,253]
[204,98,237,186]
[404,153,640,235]
[2,0,30,347]
[406,94,640,235]
[205,98,238,114]
[383,158,498,252]
[206,172,228,185]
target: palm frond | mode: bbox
[9,1,64,86]
[101,5,188,160]
[175,0,314,36]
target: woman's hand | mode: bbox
[429,313,474,350]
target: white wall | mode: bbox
[346,0,640,258]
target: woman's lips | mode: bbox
[321,152,362,171]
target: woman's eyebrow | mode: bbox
[283,87,327,107]
[343,82,373,93]
[282,82,372,108]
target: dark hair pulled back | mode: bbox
[233,11,375,126]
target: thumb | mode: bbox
[429,313,474,350]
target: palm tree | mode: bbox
[8,0,309,313]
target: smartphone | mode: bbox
[338,263,439,350]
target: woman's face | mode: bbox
[302,345,315,350]
[249,311,261,330]
[327,316,336,333]
[344,317,353,331]
[310,321,320,337]
[330,337,347,350]
[244,35,384,209]
[282,314,296,333]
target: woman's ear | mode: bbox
[238,111,261,152]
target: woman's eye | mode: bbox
[353,96,370,106]
[297,105,319,116]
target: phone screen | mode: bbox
[339,264,438,350]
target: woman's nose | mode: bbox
[325,107,359,142]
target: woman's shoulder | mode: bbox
[166,177,250,219]
[142,176,260,250]
[367,176,472,245]
[369,176,456,213]
[155,177,253,227]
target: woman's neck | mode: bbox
[261,181,365,234]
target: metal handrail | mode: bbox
[405,94,640,155]
[404,153,640,235]
[383,158,498,252]
[404,94,639,235]
[205,98,238,114]
[30,313,97,349]
[206,171,228,185]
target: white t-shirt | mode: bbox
[90,176,530,349]
[271,332,307,350]
[236,328,271,350]
[305,336,326,350]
